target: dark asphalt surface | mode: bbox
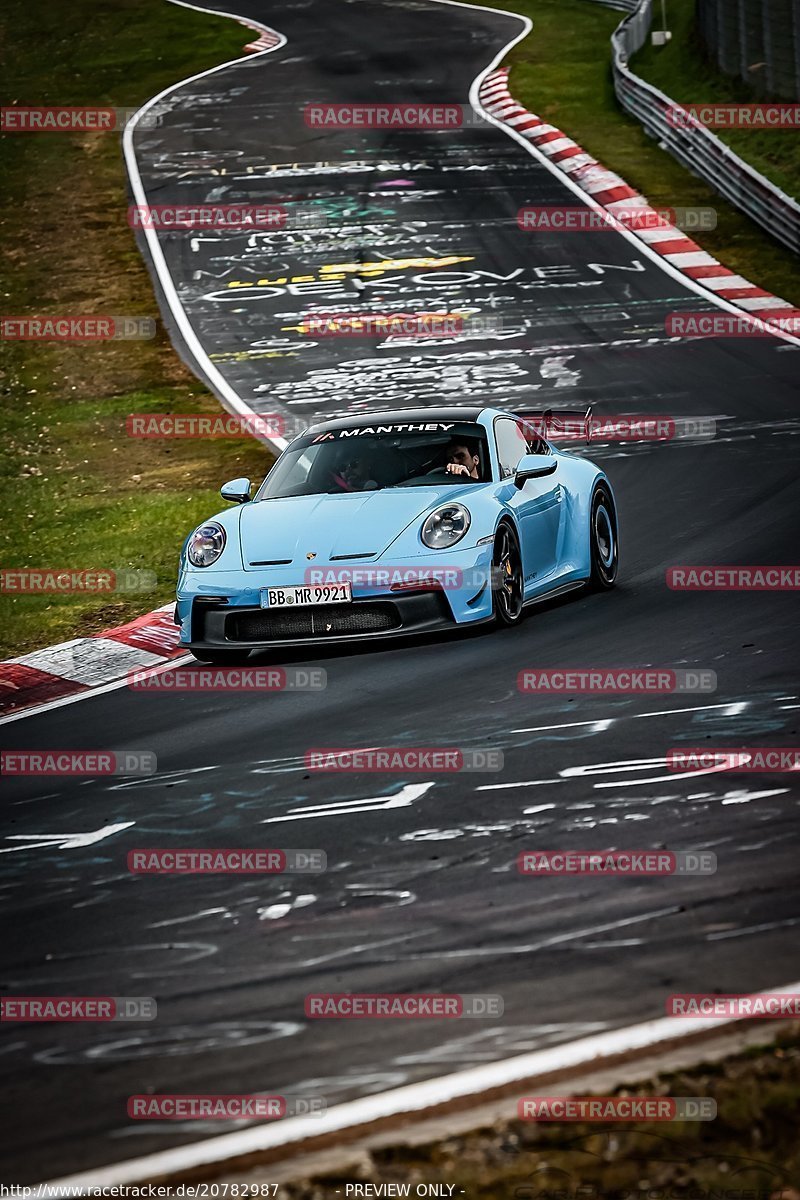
[2,0,799,1183]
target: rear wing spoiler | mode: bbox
[517,406,594,443]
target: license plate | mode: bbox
[260,583,352,609]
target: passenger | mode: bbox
[331,452,378,492]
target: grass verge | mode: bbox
[282,1027,800,1196]
[473,0,800,307]
[0,0,274,660]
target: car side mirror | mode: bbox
[220,477,251,504]
[514,454,558,488]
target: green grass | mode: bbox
[0,0,273,659]
[633,0,800,203]
[473,0,800,306]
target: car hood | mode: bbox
[238,488,467,567]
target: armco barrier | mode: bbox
[586,0,800,256]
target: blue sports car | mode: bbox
[175,406,618,663]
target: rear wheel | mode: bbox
[588,485,618,590]
[492,523,525,626]
[189,649,252,666]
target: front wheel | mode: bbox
[189,649,252,666]
[588,485,618,590]
[492,523,525,626]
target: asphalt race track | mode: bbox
[2,0,800,1182]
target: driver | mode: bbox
[444,439,481,480]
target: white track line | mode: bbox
[43,981,800,1188]
[122,0,290,453]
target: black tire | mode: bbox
[588,484,619,590]
[492,523,525,626]
[189,649,252,666]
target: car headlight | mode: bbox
[421,504,471,549]
[187,522,226,567]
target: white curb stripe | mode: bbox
[538,137,578,156]
[700,274,756,291]
[637,225,693,243]
[663,250,720,267]
[559,152,598,171]
[736,294,793,310]
[10,639,166,686]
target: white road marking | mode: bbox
[707,918,800,941]
[477,778,561,791]
[561,755,735,788]
[260,782,435,823]
[511,701,747,735]
[0,822,135,855]
[413,906,681,959]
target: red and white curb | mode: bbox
[238,19,282,53]
[0,605,185,719]
[480,68,800,329]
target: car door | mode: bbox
[494,417,562,589]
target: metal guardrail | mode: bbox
[593,0,800,256]
[582,0,638,11]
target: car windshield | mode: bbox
[254,421,491,499]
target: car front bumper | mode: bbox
[176,545,495,651]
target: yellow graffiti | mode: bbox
[319,256,473,275]
[225,255,474,290]
[209,350,298,362]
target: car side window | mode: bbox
[520,421,550,456]
[495,418,530,478]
